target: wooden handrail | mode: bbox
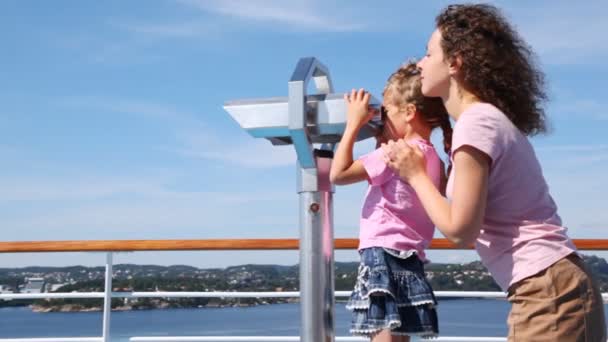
[1,238,608,253]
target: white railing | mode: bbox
[0,339,103,342]
[0,290,510,300]
[129,337,507,341]
[2,247,606,342]
[0,252,513,342]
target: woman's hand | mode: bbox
[384,142,489,248]
[382,139,427,182]
[344,88,373,130]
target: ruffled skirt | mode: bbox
[346,247,438,338]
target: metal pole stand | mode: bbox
[289,58,336,342]
[224,56,381,342]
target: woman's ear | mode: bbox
[448,55,462,77]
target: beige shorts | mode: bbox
[507,253,606,341]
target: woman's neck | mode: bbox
[442,79,480,120]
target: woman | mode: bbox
[383,4,606,341]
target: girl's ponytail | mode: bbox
[440,115,453,176]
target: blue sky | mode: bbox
[1,0,607,268]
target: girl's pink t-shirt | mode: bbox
[447,102,577,290]
[357,139,442,262]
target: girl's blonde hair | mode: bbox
[383,61,453,168]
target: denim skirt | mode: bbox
[346,247,438,337]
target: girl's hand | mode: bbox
[382,139,427,182]
[344,88,372,130]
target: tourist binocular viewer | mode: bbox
[224,57,381,168]
[223,57,381,341]
[224,93,384,146]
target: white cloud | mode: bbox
[175,126,382,168]
[0,169,294,204]
[550,99,608,121]
[49,30,167,65]
[57,96,206,133]
[536,144,608,153]
[497,0,608,65]
[176,0,367,32]
[536,144,608,166]
[2,191,292,234]
[56,96,305,168]
[0,170,297,245]
[117,21,217,39]
[174,129,295,167]
[0,177,160,202]
[89,40,141,64]
[181,143,296,168]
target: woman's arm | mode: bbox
[384,141,490,247]
[329,89,373,185]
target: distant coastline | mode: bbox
[2,254,606,313]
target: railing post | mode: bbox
[102,252,113,342]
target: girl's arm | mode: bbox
[384,140,489,247]
[329,89,373,185]
[330,129,367,185]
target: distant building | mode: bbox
[23,277,46,294]
[0,284,14,301]
[47,283,67,292]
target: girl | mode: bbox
[330,62,452,341]
[383,4,606,341]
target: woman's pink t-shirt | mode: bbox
[358,139,442,262]
[447,103,576,290]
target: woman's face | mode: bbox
[417,29,451,98]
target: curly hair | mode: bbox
[384,61,453,167]
[436,4,548,135]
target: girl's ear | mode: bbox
[405,103,417,122]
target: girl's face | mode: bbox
[380,96,409,141]
[417,29,451,98]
